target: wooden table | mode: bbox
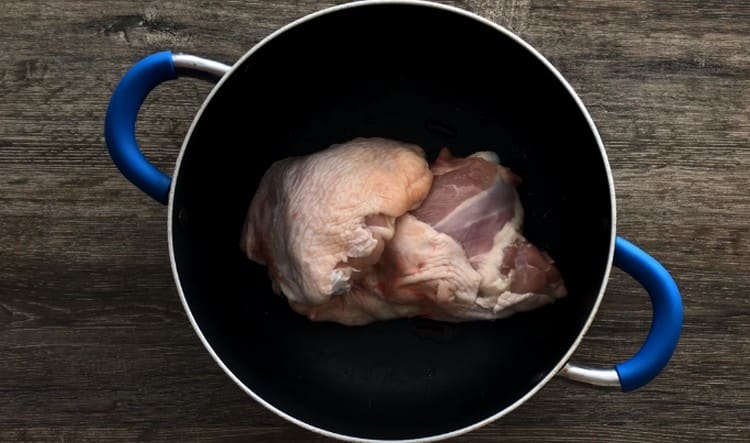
[1,1,747,441]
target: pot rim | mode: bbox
[166,1,617,441]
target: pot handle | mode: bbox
[559,236,683,392]
[104,51,231,204]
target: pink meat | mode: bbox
[413,148,567,317]
[413,149,521,257]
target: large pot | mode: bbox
[104,1,683,441]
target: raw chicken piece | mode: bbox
[290,214,483,325]
[412,148,567,317]
[291,149,566,325]
[241,137,433,306]
[241,138,566,325]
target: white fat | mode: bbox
[493,291,555,315]
[474,295,496,309]
[471,220,522,302]
[492,290,529,312]
[330,268,351,295]
[469,151,500,164]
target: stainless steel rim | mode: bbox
[166,1,618,441]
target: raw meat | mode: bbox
[240,137,433,306]
[412,148,567,318]
[241,138,566,325]
[290,214,483,324]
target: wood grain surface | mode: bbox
[1,0,748,441]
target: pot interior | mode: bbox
[171,3,613,440]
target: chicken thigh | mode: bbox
[241,137,433,306]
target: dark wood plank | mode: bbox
[0,0,747,441]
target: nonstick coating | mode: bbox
[170,3,612,440]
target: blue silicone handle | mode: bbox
[613,236,683,392]
[105,51,177,205]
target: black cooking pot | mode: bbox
[104,1,683,441]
